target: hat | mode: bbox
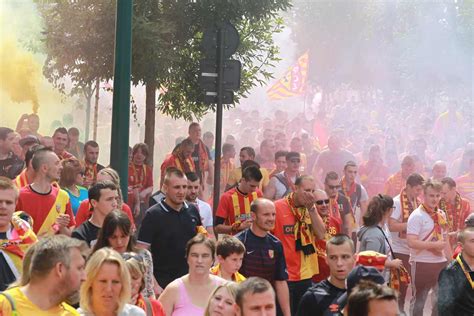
[19,135,39,147]
[356,250,387,271]
[336,265,386,310]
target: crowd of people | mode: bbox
[0,90,473,316]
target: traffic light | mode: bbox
[199,21,241,104]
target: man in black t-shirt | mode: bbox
[324,172,353,235]
[71,181,118,246]
[138,168,202,289]
[0,127,24,179]
[236,198,290,316]
[297,234,356,316]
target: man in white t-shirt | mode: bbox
[185,172,214,238]
[406,179,452,316]
[387,172,424,312]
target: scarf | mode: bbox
[329,194,342,222]
[439,192,463,232]
[421,204,447,241]
[399,188,420,239]
[286,193,315,255]
[0,212,37,277]
[194,139,209,172]
[456,254,474,289]
[84,161,98,184]
[341,176,356,207]
[390,265,411,291]
[284,172,298,192]
[130,163,147,187]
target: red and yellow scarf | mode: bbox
[399,188,421,239]
[341,176,356,206]
[421,204,447,241]
[439,192,463,232]
[329,194,342,222]
[130,163,147,187]
[195,139,210,172]
[286,193,315,255]
[84,161,98,185]
[0,212,37,277]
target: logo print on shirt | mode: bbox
[268,250,274,258]
[246,250,255,255]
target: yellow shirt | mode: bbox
[227,167,270,190]
[0,287,80,316]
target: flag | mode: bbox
[267,51,309,100]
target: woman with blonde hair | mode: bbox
[78,248,145,316]
[122,252,165,315]
[75,167,135,227]
[59,157,88,215]
[204,283,239,316]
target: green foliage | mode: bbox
[36,0,291,121]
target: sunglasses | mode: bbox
[289,159,301,163]
[327,185,341,190]
[316,199,330,205]
[122,252,144,263]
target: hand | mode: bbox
[389,258,403,269]
[56,214,70,228]
[301,191,316,209]
[133,204,140,217]
[240,220,252,230]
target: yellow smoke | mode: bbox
[0,37,41,113]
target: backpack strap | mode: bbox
[274,173,291,197]
[0,292,18,316]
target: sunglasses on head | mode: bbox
[316,199,330,205]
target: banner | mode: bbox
[267,51,309,100]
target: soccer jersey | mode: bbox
[384,171,404,197]
[16,185,75,235]
[127,163,153,208]
[0,287,79,315]
[312,216,341,283]
[236,228,288,284]
[215,187,262,228]
[273,198,319,281]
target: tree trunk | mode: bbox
[93,78,100,141]
[144,82,156,165]
[84,87,93,141]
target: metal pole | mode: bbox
[110,0,132,201]
[212,25,225,216]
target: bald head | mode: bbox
[314,189,329,216]
[432,161,447,180]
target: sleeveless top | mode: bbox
[171,278,212,316]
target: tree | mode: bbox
[37,0,290,162]
[37,1,116,140]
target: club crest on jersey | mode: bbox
[268,250,274,258]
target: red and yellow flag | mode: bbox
[267,51,309,100]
